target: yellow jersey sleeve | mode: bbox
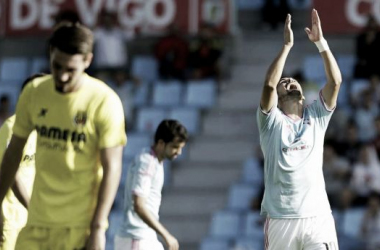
[13,83,34,139]
[96,91,127,149]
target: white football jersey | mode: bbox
[257,92,334,218]
[117,148,164,239]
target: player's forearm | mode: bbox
[260,45,291,111]
[320,49,342,87]
[91,146,123,230]
[11,173,30,209]
[264,45,292,88]
[134,202,171,239]
[0,147,23,203]
[91,162,122,230]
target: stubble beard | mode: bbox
[288,89,302,98]
[279,90,303,102]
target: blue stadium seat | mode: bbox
[227,183,259,211]
[123,132,151,159]
[0,57,29,82]
[30,57,49,75]
[0,85,20,112]
[243,212,264,238]
[336,80,350,109]
[237,0,264,10]
[152,80,184,107]
[303,55,325,83]
[119,160,131,189]
[337,55,355,80]
[234,237,263,250]
[185,80,217,108]
[288,0,312,9]
[131,56,158,83]
[163,161,172,187]
[168,107,200,135]
[199,238,230,250]
[106,209,124,250]
[350,79,370,98]
[342,207,365,238]
[241,157,263,187]
[133,82,151,107]
[136,107,168,133]
[210,210,242,239]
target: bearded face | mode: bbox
[277,77,304,101]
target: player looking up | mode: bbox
[257,10,342,250]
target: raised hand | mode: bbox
[284,14,293,47]
[305,9,323,42]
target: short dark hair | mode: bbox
[49,22,93,55]
[54,10,80,24]
[154,120,188,144]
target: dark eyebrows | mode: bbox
[52,60,76,72]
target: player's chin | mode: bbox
[288,90,302,97]
[169,155,178,160]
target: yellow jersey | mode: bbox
[13,74,127,227]
[0,115,36,230]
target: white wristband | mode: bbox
[315,39,329,53]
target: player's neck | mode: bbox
[280,101,303,119]
[151,145,164,163]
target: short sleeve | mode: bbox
[13,84,34,139]
[256,103,282,134]
[131,154,156,198]
[96,91,127,149]
[307,91,335,130]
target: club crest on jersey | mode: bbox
[74,111,87,127]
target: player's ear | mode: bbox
[84,53,93,69]
[157,139,165,146]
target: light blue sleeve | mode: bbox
[307,91,335,131]
[131,153,155,198]
[256,104,282,135]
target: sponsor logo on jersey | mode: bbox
[22,154,35,162]
[35,125,86,143]
[282,145,311,153]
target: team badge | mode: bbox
[74,111,87,127]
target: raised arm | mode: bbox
[305,9,342,110]
[260,14,293,113]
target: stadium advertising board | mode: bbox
[314,0,380,33]
[0,0,232,36]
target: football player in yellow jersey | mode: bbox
[0,23,127,250]
[0,75,42,250]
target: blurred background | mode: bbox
[1,0,380,249]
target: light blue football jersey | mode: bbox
[257,92,333,218]
[117,148,164,240]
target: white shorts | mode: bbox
[264,213,339,250]
[114,235,164,250]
